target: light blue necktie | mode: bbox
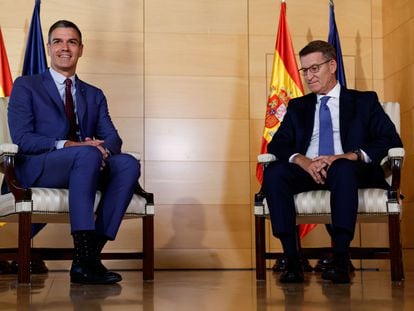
[318,96,334,155]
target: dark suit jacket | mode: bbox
[267,88,403,165]
[7,70,122,187]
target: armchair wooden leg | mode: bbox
[142,215,154,281]
[18,212,32,284]
[388,214,404,282]
[255,216,266,281]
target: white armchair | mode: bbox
[254,102,405,282]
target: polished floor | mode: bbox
[0,268,413,310]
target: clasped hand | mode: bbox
[64,137,109,169]
[305,154,352,184]
[307,155,334,184]
[294,154,339,184]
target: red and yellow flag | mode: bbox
[256,0,304,183]
[0,27,13,98]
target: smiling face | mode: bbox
[47,27,83,77]
[300,51,337,95]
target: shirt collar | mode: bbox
[317,82,341,102]
[49,67,75,85]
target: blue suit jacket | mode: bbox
[267,88,403,165]
[8,70,122,187]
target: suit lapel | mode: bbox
[41,71,65,115]
[339,88,356,147]
[75,77,87,140]
[302,93,317,148]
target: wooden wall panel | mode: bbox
[145,76,248,119]
[146,119,249,161]
[76,32,143,75]
[146,161,250,205]
[145,0,247,35]
[42,0,144,33]
[145,34,248,77]
[155,204,251,249]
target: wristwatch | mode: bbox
[353,149,362,162]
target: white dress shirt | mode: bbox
[49,68,78,149]
[289,82,370,163]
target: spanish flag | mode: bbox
[256,0,304,183]
[0,27,13,98]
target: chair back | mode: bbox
[0,98,11,186]
[0,98,11,145]
[382,102,400,134]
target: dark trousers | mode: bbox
[263,159,387,253]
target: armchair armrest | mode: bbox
[126,151,141,161]
[135,183,154,206]
[124,151,154,206]
[0,143,32,201]
[0,143,18,156]
[257,153,277,164]
[388,147,405,158]
[387,147,405,203]
[255,153,277,212]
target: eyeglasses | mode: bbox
[298,60,332,76]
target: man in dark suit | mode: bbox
[7,20,140,284]
[263,40,403,284]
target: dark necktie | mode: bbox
[65,78,78,141]
[318,96,334,155]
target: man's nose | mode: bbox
[60,42,69,50]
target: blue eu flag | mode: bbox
[328,1,347,87]
[22,0,47,76]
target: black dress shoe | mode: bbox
[272,257,288,272]
[279,258,304,283]
[314,256,331,272]
[273,257,313,272]
[321,255,351,284]
[95,261,123,281]
[315,255,355,273]
[70,262,122,284]
[0,261,12,274]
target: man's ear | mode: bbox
[330,59,338,74]
[78,44,84,57]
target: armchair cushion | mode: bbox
[256,188,398,218]
[0,188,152,221]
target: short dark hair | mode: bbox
[48,20,82,44]
[299,40,337,61]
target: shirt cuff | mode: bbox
[289,153,300,163]
[56,140,67,149]
[360,149,371,163]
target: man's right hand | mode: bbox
[292,154,328,184]
[64,137,106,154]
[64,138,109,168]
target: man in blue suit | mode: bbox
[263,40,403,284]
[7,20,140,284]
